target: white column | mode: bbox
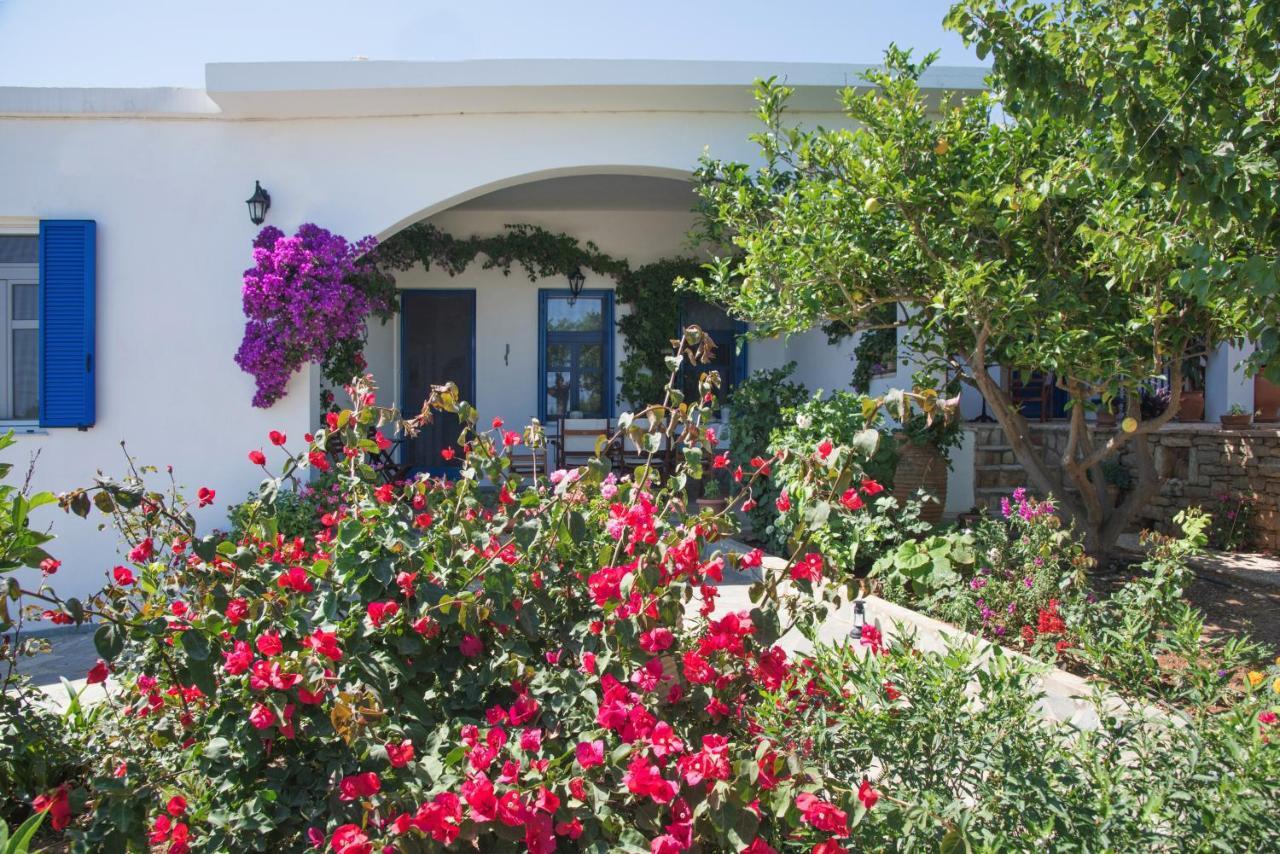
[1204,340,1256,421]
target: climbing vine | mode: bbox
[376,223,707,408]
[615,258,705,406]
[237,221,720,409]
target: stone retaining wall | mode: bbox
[967,422,1280,550]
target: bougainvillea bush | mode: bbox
[234,224,396,408]
[22,330,911,853]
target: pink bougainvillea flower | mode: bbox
[639,627,675,654]
[39,557,60,575]
[386,739,415,768]
[112,565,135,586]
[196,487,215,508]
[741,839,778,854]
[575,740,605,768]
[374,483,395,504]
[860,477,884,496]
[225,598,248,626]
[248,703,274,730]
[775,491,791,512]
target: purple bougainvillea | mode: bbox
[235,224,393,408]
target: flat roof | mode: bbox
[0,58,987,120]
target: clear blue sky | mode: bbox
[0,0,981,87]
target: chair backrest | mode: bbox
[557,417,613,459]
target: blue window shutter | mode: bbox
[39,220,96,428]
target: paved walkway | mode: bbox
[1116,533,1280,589]
[8,625,106,709]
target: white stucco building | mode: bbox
[0,59,991,600]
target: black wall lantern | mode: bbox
[246,181,271,226]
[567,266,586,305]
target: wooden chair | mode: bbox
[614,417,676,480]
[555,417,614,470]
[506,443,554,480]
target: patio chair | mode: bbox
[507,442,555,481]
[555,417,614,471]
[613,417,676,480]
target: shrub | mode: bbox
[727,363,808,545]
[749,389,900,558]
[20,330,900,853]
[754,634,1280,849]
[1204,492,1257,551]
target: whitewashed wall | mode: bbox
[1,105,855,600]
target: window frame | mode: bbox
[537,289,614,421]
[0,230,40,426]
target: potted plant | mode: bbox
[1178,353,1206,421]
[696,475,729,512]
[1220,403,1254,430]
[890,385,962,525]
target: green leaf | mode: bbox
[94,623,124,661]
[181,630,211,661]
[5,809,44,854]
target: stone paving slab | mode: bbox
[1116,533,1280,590]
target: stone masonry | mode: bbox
[967,421,1280,550]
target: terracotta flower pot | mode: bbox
[1220,413,1253,430]
[1177,390,1205,422]
[1255,375,1280,423]
[890,440,948,525]
[1095,411,1117,429]
[695,498,728,513]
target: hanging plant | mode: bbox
[615,258,704,406]
[235,225,396,408]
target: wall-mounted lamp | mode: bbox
[246,181,271,226]
[567,266,586,305]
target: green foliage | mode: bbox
[690,45,1273,556]
[947,0,1280,381]
[728,363,808,543]
[1205,492,1257,551]
[875,532,975,598]
[225,478,336,542]
[614,258,705,407]
[755,635,1280,850]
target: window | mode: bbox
[0,235,39,421]
[539,290,614,420]
[679,298,746,406]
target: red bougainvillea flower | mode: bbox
[166,795,188,816]
[225,598,248,626]
[712,453,730,468]
[386,739,415,768]
[812,841,849,854]
[503,430,522,447]
[112,565,135,586]
[39,557,60,575]
[623,754,680,804]
[196,487,215,508]
[575,740,605,768]
[374,483,395,504]
[86,659,110,684]
[308,450,330,472]
[1037,600,1066,634]
[414,512,434,529]
[248,703,274,730]
[32,785,71,831]
[639,627,675,654]
[463,774,499,822]
[301,628,343,661]
[839,488,864,511]
[338,771,382,802]
[816,438,834,460]
[742,839,778,854]
[857,778,880,810]
[775,490,791,512]
[860,477,884,496]
[441,447,456,461]
[375,431,392,451]
[269,430,287,446]
[791,553,824,583]
[367,600,399,628]
[749,455,772,476]
[883,681,901,701]
[276,566,314,594]
[460,634,484,658]
[255,631,283,657]
[223,641,252,675]
[860,624,885,655]
[248,449,267,466]
[796,792,848,835]
[128,537,154,563]
[330,824,373,854]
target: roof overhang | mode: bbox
[1,59,988,120]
